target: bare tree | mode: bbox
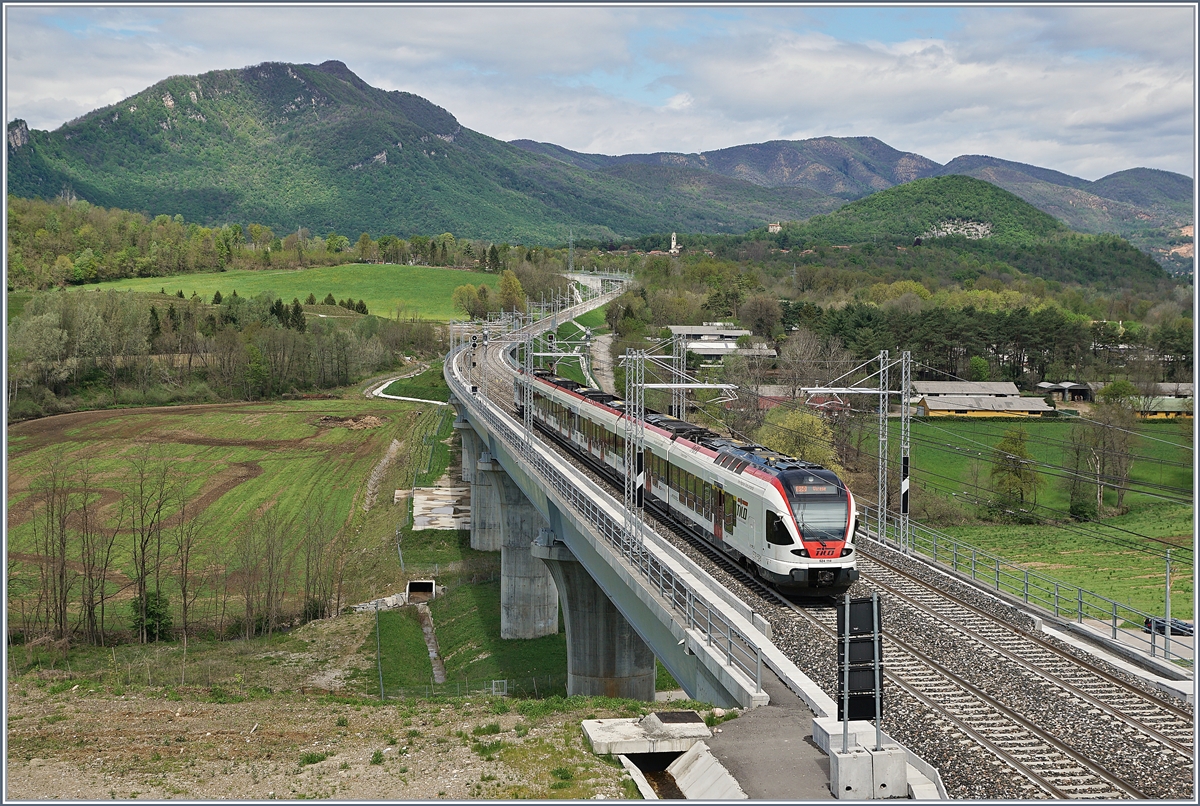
[236,523,259,640]
[170,487,208,673]
[76,455,122,646]
[302,496,337,621]
[124,445,173,643]
[258,507,294,636]
[31,449,76,639]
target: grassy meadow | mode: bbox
[902,417,1193,618]
[69,263,499,320]
[6,396,447,640]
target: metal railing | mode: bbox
[859,502,1193,668]
[446,340,766,697]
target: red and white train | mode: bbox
[517,368,859,594]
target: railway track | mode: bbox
[857,550,1195,756]
[460,336,1194,799]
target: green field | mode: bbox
[71,264,498,321]
[901,417,1193,618]
[6,398,443,637]
[383,361,452,402]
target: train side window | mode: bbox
[724,493,736,530]
[702,482,712,516]
[766,511,794,545]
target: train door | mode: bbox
[714,485,724,541]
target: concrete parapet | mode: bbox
[533,535,656,700]
[489,468,558,639]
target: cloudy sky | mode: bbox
[4,4,1195,179]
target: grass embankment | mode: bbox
[902,418,1193,617]
[72,264,499,321]
[382,361,451,402]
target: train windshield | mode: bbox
[781,471,848,543]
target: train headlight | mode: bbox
[841,547,853,557]
[790,548,808,558]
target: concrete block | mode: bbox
[581,713,710,755]
[812,717,877,754]
[667,741,747,799]
[829,747,872,800]
[868,744,907,799]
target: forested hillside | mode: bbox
[5,61,839,242]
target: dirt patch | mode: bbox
[4,611,639,800]
[363,439,403,512]
[318,415,386,430]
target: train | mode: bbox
[515,367,859,594]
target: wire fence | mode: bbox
[384,674,569,701]
[860,502,1193,668]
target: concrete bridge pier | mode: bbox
[532,529,656,700]
[456,418,478,484]
[484,465,560,639]
[470,450,504,552]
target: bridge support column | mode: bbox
[470,451,503,552]
[532,529,656,700]
[456,420,478,484]
[487,468,559,639]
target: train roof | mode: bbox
[532,371,831,476]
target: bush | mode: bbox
[129,591,172,642]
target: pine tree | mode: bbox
[212,290,223,305]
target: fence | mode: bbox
[446,329,767,699]
[385,674,569,701]
[859,502,1193,667]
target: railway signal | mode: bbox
[838,592,884,752]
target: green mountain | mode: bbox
[771,175,1167,289]
[779,175,1065,246]
[515,140,1192,273]
[930,157,1193,274]
[4,61,831,243]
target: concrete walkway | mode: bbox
[703,672,833,800]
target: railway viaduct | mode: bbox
[446,290,827,710]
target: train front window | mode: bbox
[783,471,849,543]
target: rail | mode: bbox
[858,503,1193,668]
[446,342,767,699]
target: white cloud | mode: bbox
[3,5,1194,179]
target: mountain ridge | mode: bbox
[6,60,1192,271]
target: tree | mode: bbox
[968,355,990,381]
[323,292,336,306]
[989,426,1042,516]
[124,445,175,642]
[452,284,481,319]
[129,591,172,642]
[498,270,526,313]
[753,407,845,477]
[212,290,223,305]
[740,294,781,337]
[305,293,317,305]
[355,232,375,262]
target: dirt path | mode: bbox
[590,334,616,394]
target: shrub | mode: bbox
[299,752,327,766]
[129,592,172,642]
[370,750,384,765]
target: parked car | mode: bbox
[1143,617,1194,636]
